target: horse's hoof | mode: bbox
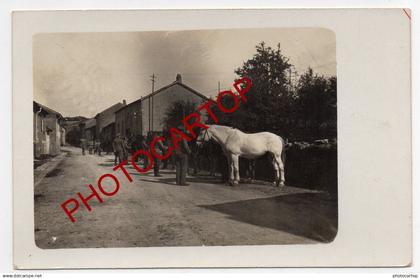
[229,181,238,186]
[275,181,285,187]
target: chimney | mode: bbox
[123,99,127,105]
[176,74,182,83]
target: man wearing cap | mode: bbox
[112,133,125,166]
[149,132,166,177]
[174,126,191,186]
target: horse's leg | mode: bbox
[274,154,285,187]
[232,155,240,185]
[226,154,234,186]
[210,155,216,176]
[272,155,280,186]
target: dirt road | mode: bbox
[34,146,337,249]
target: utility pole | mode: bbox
[218,81,220,93]
[150,74,156,133]
[150,74,156,93]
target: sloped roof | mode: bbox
[96,103,125,118]
[144,81,209,101]
[115,81,209,113]
[84,118,96,129]
[33,101,63,118]
[115,98,141,114]
[96,102,125,131]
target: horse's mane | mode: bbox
[205,125,235,144]
[209,124,235,130]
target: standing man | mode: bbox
[80,138,87,155]
[140,135,149,167]
[95,139,102,156]
[129,134,139,158]
[122,136,130,161]
[149,132,165,177]
[161,138,170,170]
[174,127,191,186]
[112,133,125,166]
[88,140,93,154]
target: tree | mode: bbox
[163,100,196,130]
[220,42,294,134]
[208,41,337,141]
[293,68,337,139]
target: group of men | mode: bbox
[112,131,191,186]
[80,131,229,187]
[80,138,102,156]
[111,134,130,165]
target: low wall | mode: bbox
[240,142,337,197]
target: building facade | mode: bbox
[81,101,126,152]
[83,118,97,142]
[115,74,209,138]
[61,116,87,147]
[95,102,126,152]
[115,99,142,138]
[33,101,65,158]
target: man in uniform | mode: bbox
[174,127,191,186]
[138,135,149,167]
[80,138,87,155]
[148,132,166,177]
[88,140,94,154]
[94,139,102,156]
[122,136,130,161]
[129,134,139,159]
[112,133,125,166]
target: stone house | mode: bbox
[33,101,65,158]
[115,74,209,138]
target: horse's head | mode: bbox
[196,127,212,146]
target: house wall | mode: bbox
[141,84,207,134]
[85,127,96,141]
[100,123,116,152]
[96,103,124,136]
[63,121,82,146]
[34,112,43,157]
[61,127,66,145]
[33,112,61,158]
[115,101,142,138]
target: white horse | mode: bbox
[197,125,286,186]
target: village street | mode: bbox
[34,146,337,249]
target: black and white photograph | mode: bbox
[32,28,338,248]
[7,6,414,271]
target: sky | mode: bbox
[33,28,336,118]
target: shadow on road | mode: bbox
[137,174,225,187]
[138,177,178,186]
[200,192,338,243]
[98,162,115,167]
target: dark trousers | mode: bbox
[189,153,200,175]
[114,152,124,166]
[162,158,168,169]
[175,155,188,185]
[153,158,160,176]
